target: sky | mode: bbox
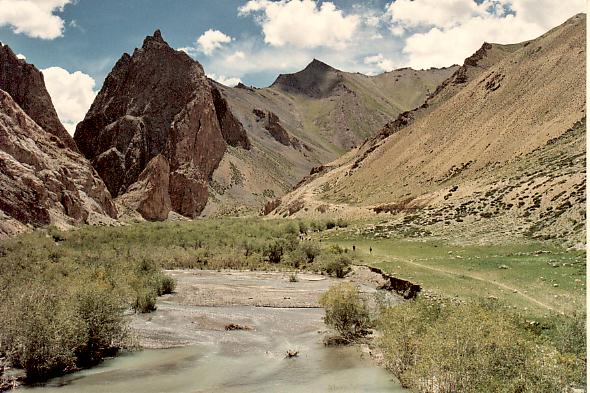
[0,0,585,134]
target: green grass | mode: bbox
[320,227,585,318]
[377,297,586,392]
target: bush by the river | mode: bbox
[319,282,371,341]
[377,298,586,392]
[0,229,176,381]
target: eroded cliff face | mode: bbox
[75,30,250,219]
[0,89,117,237]
[0,43,77,151]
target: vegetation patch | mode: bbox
[377,298,586,392]
[320,283,371,342]
[0,228,173,382]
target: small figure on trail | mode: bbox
[369,247,373,254]
[352,245,356,251]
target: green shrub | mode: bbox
[0,287,81,380]
[299,242,321,263]
[285,248,307,268]
[377,299,582,392]
[377,298,444,377]
[336,218,348,228]
[263,239,286,264]
[297,220,309,234]
[310,220,327,232]
[548,312,586,357]
[0,284,127,381]
[319,283,371,341]
[318,254,352,278]
[326,219,336,229]
[158,275,176,295]
[74,286,126,366]
[132,289,157,313]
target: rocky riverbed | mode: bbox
[25,268,406,392]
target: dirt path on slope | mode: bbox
[366,250,559,313]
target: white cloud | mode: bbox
[363,54,398,72]
[186,0,583,85]
[196,29,233,55]
[387,0,586,69]
[226,50,246,63]
[0,0,72,39]
[507,0,586,29]
[16,53,26,60]
[207,73,242,87]
[386,0,488,30]
[41,67,97,135]
[238,0,360,49]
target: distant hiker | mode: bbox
[353,245,356,251]
[370,247,373,254]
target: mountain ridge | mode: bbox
[269,13,586,245]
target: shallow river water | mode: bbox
[24,270,407,393]
[26,339,404,392]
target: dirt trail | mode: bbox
[367,250,559,313]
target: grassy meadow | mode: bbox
[321,230,585,317]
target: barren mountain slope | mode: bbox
[0,90,117,238]
[204,61,456,215]
[272,14,586,245]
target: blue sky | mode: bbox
[0,0,583,133]
[1,0,393,87]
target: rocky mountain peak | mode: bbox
[0,43,77,151]
[271,58,342,98]
[305,58,334,72]
[75,30,250,219]
[142,29,169,50]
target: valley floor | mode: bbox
[0,218,585,392]
[320,229,586,318]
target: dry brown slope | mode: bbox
[334,13,585,205]
[273,14,585,244]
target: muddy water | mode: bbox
[25,270,406,392]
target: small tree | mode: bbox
[300,242,321,263]
[319,283,371,341]
[319,254,352,278]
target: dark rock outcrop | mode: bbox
[211,87,251,150]
[264,112,291,146]
[0,89,117,235]
[362,265,421,299]
[75,30,250,219]
[0,43,77,150]
[271,59,342,98]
